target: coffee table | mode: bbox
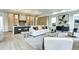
[21,32,30,38]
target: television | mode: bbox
[75,20,79,23]
[56,26,69,31]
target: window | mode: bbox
[73,14,79,20]
[51,17,56,23]
[73,14,79,28]
[51,17,56,26]
[0,16,3,32]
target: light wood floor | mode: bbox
[1,32,79,50]
[0,32,34,50]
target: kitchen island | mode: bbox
[13,26,30,34]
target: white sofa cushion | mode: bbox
[44,37,73,50]
[74,32,79,37]
[29,26,50,36]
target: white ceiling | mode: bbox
[0,9,64,15]
[0,9,78,16]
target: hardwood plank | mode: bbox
[0,32,34,50]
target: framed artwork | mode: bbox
[56,14,69,26]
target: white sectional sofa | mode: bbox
[44,37,73,50]
[74,32,79,37]
[29,26,50,36]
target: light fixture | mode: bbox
[27,16,29,19]
[52,12,59,14]
[15,14,18,19]
[36,17,38,20]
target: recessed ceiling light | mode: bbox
[52,12,59,14]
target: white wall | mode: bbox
[0,12,8,32]
[48,16,52,28]
[69,13,74,32]
[3,13,8,32]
